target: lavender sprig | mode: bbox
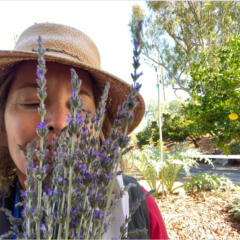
[35,35,49,240]
[1,18,155,240]
[97,18,144,239]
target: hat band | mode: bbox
[31,47,85,63]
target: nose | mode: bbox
[44,104,70,136]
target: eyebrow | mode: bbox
[17,83,39,89]
[17,83,92,98]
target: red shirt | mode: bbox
[141,186,169,240]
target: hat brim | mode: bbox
[0,50,145,134]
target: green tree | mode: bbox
[162,113,192,143]
[129,1,240,95]
[136,121,160,148]
[182,34,240,154]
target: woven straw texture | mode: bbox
[0,22,145,133]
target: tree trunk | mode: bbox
[189,136,199,148]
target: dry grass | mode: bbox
[155,190,240,239]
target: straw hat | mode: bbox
[0,22,145,134]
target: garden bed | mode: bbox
[156,190,240,239]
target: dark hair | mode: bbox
[0,64,20,193]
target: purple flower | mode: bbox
[72,188,76,193]
[102,156,108,162]
[134,39,139,48]
[58,176,63,182]
[66,114,72,123]
[42,165,48,171]
[109,172,113,179]
[34,165,39,171]
[81,164,87,171]
[84,172,91,178]
[74,150,78,155]
[105,139,110,145]
[93,209,99,217]
[76,113,83,123]
[71,206,76,212]
[117,132,122,138]
[99,210,104,218]
[120,191,123,198]
[20,191,26,197]
[125,136,131,141]
[94,149,100,157]
[96,191,102,200]
[40,224,46,231]
[114,145,119,151]
[76,161,81,167]
[118,105,121,110]
[88,186,94,196]
[36,70,41,77]
[47,188,52,195]
[37,121,46,129]
[73,230,77,238]
[72,88,76,95]
[71,220,76,225]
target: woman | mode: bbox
[0,23,168,239]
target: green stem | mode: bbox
[90,223,98,239]
[77,187,88,237]
[86,209,94,239]
[36,134,44,239]
[98,124,129,239]
[57,169,67,239]
[171,184,185,192]
[65,107,76,239]
[169,167,181,192]
[64,165,73,239]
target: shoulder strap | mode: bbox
[123,175,150,239]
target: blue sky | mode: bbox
[0,1,189,130]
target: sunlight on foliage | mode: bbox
[185,171,237,192]
[134,142,213,194]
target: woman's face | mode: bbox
[4,60,96,187]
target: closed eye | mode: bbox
[21,103,40,108]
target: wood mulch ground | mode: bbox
[155,190,240,239]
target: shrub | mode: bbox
[227,195,240,220]
[162,113,192,143]
[134,142,212,194]
[229,141,240,154]
[136,121,159,148]
[184,171,237,192]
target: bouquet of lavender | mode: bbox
[0,20,154,239]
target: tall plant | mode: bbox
[134,142,212,194]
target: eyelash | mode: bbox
[21,103,40,108]
[21,103,87,112]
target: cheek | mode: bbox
[4,107,40,171]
